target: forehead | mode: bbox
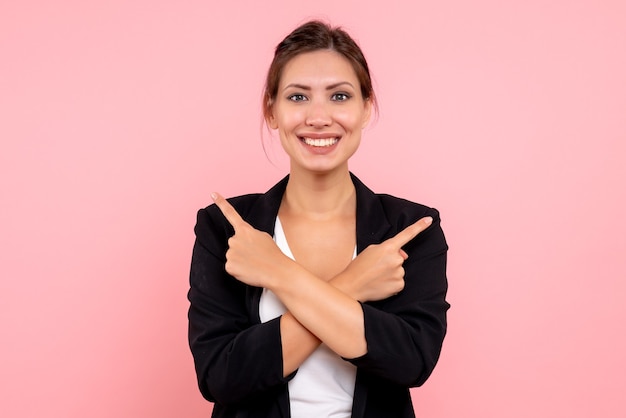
[279,50,359,87]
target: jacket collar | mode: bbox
[246,173,392,252]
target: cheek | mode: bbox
[276,112,303,133]
[335,108,366,130]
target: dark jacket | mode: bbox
[188,173,449,417]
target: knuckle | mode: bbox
[399,266,405,279]
[396,276,406,290]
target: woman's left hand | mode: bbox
[211,192,292,288]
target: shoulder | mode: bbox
[193,193,265,252]
[202,175,289,232]
[206,193,265,219]
[351,172,441,227]
[351,173,447,255]
[376,193,441,225]
[373,193,448,257]
[197,193,263,230]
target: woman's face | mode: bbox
[268,49,372,175]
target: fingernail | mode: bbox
[211,192,217,201]
[424,216,433,225]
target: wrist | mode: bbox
[267,257,306,293]
[330,271,359,300]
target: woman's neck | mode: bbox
[281,168,356,220]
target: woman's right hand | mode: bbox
[332,217,433,302]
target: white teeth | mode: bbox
[302,137,339,147]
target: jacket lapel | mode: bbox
[246,175,289,235]
[352,173,392,252]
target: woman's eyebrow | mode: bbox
[282,81,355,91]
[325,82,354,90]
[283,83,311,91]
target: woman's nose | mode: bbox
[305,101,332,127]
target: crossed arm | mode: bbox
[209,192,433,376]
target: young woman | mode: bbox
[188,21,449,418]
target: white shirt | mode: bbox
[259,217,357,418]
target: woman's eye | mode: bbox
[288,94,307,102]
[331,93,350,102]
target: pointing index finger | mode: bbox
[387,216,433,248]
[211,192,246,231]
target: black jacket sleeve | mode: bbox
[347,206,449,387]
[187,205,292,406]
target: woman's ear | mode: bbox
[267,113,278,129]
[266,99,278,129]
[362,99,373,129]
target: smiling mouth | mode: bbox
[300,137,339,147]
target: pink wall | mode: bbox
[1,1,625,416]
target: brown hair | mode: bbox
[262,20,377,122]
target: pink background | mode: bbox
[1,1,625,417]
